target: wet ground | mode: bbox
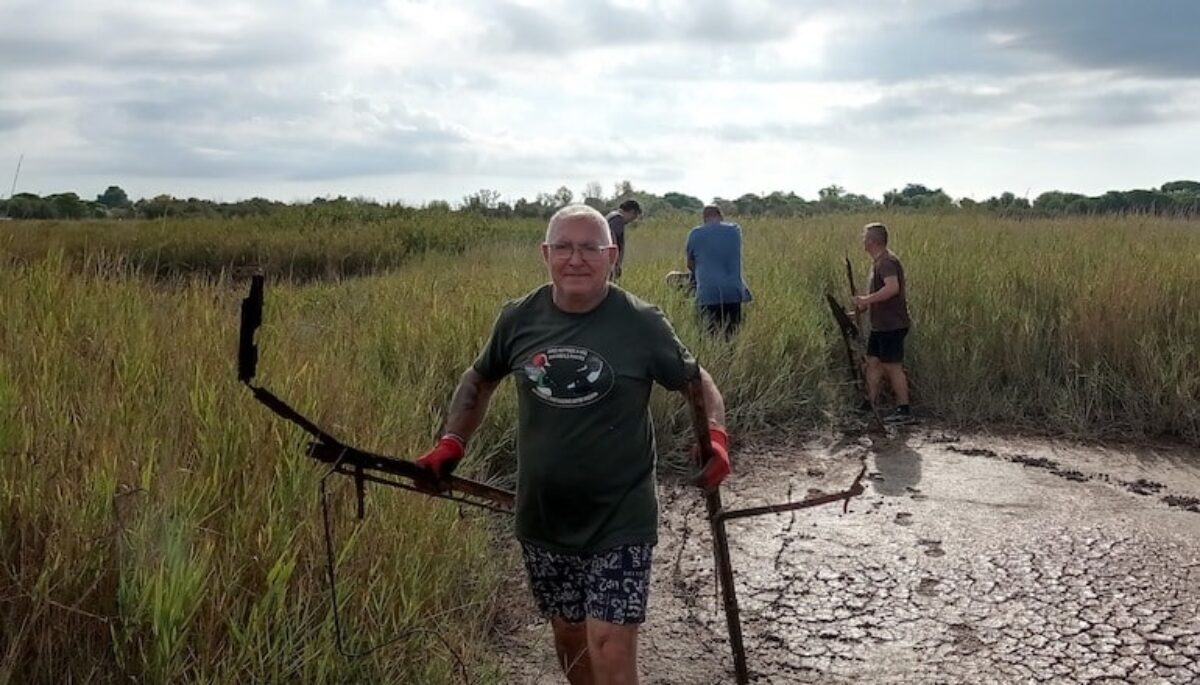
[497,429,1200,684]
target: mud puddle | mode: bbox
[496,430,1200,683]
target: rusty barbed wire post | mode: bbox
[686,377,750,684]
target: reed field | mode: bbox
[0,206,540,281]
[1,210,1198,683]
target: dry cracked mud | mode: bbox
[496,430,1200,684]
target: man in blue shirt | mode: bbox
[685,205,752,337]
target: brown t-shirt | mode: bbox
[868,251,910,332]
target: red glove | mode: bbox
[416,434,465,482]
[694,427,731,491]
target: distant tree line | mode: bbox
[878,181,1200,216]
[3,180,1199,221]
[0,186,286,220]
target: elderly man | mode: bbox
[853,221,913,424]
[416,204,731,684]
[686,205,753,338]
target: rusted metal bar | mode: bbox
[320,463,515,516]
[686,377,750,685]
[827,268,887,432]
[307,441,515,512]
[826,293,861,383]
[717,478,866,523]
[686,370,870,683]
[845,256,861,330]
[239,274,515,516]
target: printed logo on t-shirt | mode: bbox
[522,346,615,407]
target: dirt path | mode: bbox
[496,429,1200,684]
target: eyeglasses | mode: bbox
[545,242,613,261]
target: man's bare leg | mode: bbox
[865,355,884,405]
[551,617,594,685]
[586,619,639,685]
[883,362,909,405]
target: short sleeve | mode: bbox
[471,306,515,382]
[607,215,623,241]
[685,228,696,262]
[644,306,699,391]
[875,258,898,280]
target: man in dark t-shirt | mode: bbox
[853,222,914,424]
[605,199,641,280]
[415,204,730,683]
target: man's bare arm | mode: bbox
[696,366,726,430]
[854,275,900,309]
[867,275,901,303]
[686,366,732,489]
[443,368,501,441]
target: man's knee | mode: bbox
[551,618,591,677]
[588,620,637,650]
[552,617,588,650]
[586,620,638,675]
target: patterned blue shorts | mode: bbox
[520,542,655,625]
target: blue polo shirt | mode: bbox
[685,221,753,306]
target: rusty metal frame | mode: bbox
[686,377,867,684]
[829,256,887,431]
[238,274,515,517]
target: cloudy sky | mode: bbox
[2,0,1198,204]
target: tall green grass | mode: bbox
[1,211,1197,682]
[0,251,523,683]
[0,209,541,281]
[629,212,1200,441]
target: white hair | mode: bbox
[545,204,613,245]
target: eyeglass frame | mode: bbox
[542,241,616,261]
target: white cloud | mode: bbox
[1,0,1199,202]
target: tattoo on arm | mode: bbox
[444,368,499,441]
[450,379,481,415]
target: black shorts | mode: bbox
[867,327,908,363]
[520,542,654,625]
[698,302,743,337]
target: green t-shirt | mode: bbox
[473,284,697,554]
